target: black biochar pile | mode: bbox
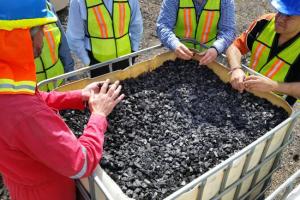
[61,59,288,200]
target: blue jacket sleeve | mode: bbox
[129,0,143,52]
[66,0,91,65]
[57,22,75,73]
[156,0,181,51]
[49,2,75,72]
[212,0,236,53]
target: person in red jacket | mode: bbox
[0,1,124,200]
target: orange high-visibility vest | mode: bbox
[0,29,36,95]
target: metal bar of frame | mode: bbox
[165,111,300,200]
[233,149,255,200]
[88,174,97,200]
[76,179,91,200]
[265,170,300,200]
[94,176,115,200]
[282,184,294,199]
[196,181,206,200]
[246,136,274,200]
[37,44,163,89]
[219,163,232,193]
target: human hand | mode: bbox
[198,47,218,65]
[88,79,125,117]
[230,68,246,93]
[175,43,194,60]
[244,75,278,93]
[82,81,105,101]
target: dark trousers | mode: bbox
[88,51,136,78]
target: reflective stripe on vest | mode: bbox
[175,0,221,50]
[35,23,64,91]
[85,0,132,62]
[0,79,36,94]
[250,17,300,82]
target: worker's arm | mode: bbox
[57,19,75,73]
[199,0,236,65]
[38,90,85,110]
[13,81,124,179]
[244,75,300,99]
[129,0,143,52]
[66,0,90,65]
[156,0,193,60]
[226,44,246,93]
[156,0,181,51]
[211,0,236,54]
[39,82,105,110]
[226,14,275,93]
[225,15,258,93]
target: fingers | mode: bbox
[231,75,245,93]
[176,48,192,60]
[200,53,212,65]
[175,44,193,60]
[107,80,120,97]
[100,79,110,94]
[244,75,258,81]
[239,75,246,92]
[111,85,122,100]
[231,80,244,93]
[199,48,217,65]
[97,81,105,88]
[90,90,95,99]
[197,52,206,56]
[181,45,193,58]
[244,80,259,91]
[113,94,125,106]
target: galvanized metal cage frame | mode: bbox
[38,45,300,200]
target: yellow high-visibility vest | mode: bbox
[175,0,221,50]
[35,22,64,91]
[85,0,132,62]
[250,17,300,82]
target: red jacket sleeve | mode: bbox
[38,90,85,110]
[13,106,107,179]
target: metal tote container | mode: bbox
[39,47,300,200]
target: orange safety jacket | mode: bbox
[0,29,36,95]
